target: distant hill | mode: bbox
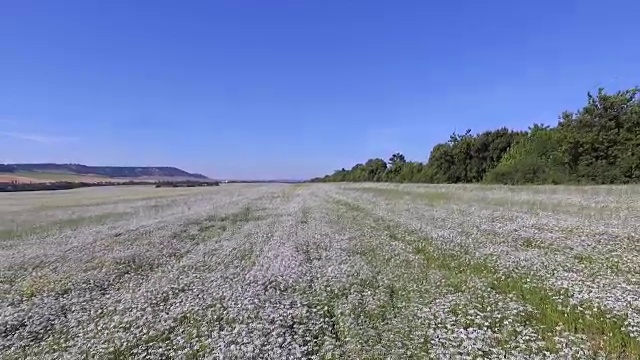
[0,163,209,180]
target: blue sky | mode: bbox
[1,1,639,179]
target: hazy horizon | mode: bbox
[2,1,639,179]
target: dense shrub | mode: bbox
[484,126,571,185]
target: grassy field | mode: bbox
[1,183,639,359]
[0,171,113,183]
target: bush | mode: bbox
[485,127,572,184]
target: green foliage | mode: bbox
[423,128,526,183]
[485,126,571,185]
[556,87,640,183]
[311,87,640,185]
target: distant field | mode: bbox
[0,171,114,183]
[1,183,639,358]
[0,174,47,184]
[0,171,165,183]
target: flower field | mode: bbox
[1,184,639,359]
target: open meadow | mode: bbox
[1,183,639,359]
[0,172,114,184]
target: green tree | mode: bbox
[385,152,407,181]
[485,127,569,184]
[557,87,640,183]
[364,158,388,182]
[310,86,640,185]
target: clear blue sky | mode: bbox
[1,1,639,179]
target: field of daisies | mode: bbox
[1,183,639,359]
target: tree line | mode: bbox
[311,87,640,185]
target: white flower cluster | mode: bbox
[1,183,638,358]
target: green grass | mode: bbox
[352,186,622,215]
[351,187,454,204]
[200,206,261,230]
[333,198,640,358]
[292,198,436,358]
[521,238,549,251]
[574,253,624,275]
[299,207,311,225]
[20,274,72,299]
[104,302,229,359]
[0,212,131,240]
[0,330,72,359]
[178,206,263,244]
[14,208,263,301]
[27,189,214,211]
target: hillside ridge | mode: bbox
[0,163,209,180]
